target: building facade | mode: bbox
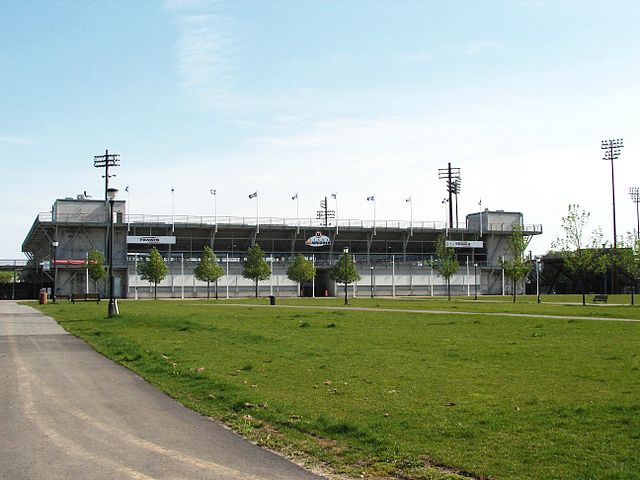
[22,197,542,299]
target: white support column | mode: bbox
[392,254,396,297]
[181,253,185,299]
[134,253,139,300]
[312,254,316,298]
[466,256,470,297]
[226,253,230,299]
[501,255,505,296]
[270,257,274,296]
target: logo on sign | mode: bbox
[305,231,331,248]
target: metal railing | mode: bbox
[36,211,542,234]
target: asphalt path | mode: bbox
[0,301,326,480]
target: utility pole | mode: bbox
[94,150,120,200]
[438,163,461,229]
[317,196,335,228]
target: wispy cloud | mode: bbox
[0,135,33,145]
[170,2,238,108]
[396,52,436,64]
[462,40,502,56]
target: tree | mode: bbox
[501,224,532,303]
[433,235,459,300]
[87,247,107,294]
[194,246,225,299]
[330,252,360,305]
[553,204,609,306]
[286,254,316,297]
[0,271,14,284]
[137,247,168,300]
[618,233,640,305]
[242,244,271,298]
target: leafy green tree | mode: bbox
[242,244,271,298]
[330,252,361,305]
[433,235,459,300]
[194,246,225,299]
[553,204,609,306]
[619,233,640,305]
[87,247,107,294]
[286,255,316,297]
[501,224,532,303]
[0,271,14,284]
[137,247,168,300]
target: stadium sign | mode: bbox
[445,240,484,249]
[305,231,331,248]
[127,236,177,245]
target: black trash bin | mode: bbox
[269,295,276,306]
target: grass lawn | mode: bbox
[33,298,639,479]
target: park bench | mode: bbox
[71,293,101,304]
[55,294,73,302]
[592,294,608,304]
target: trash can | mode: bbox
[269,295,276,306]
[39,290,48,305]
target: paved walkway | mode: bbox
[0,301,326,480]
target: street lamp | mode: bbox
[171,187,175,233]
[343,248,349,305]
[535,257,541,304]
[473,263,478,300]
[367,195,376,235]
[370,265,375,298]
[107,187,119,317]
[406,196,413,236]
[52,240,59,303]
[210,189,217,232]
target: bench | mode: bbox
[592,294,608,304]
[71,293,101,304]
[55,294,73,302]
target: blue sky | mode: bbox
[2,0,640,258]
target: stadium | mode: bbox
[19,192,542,300]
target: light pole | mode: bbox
[367,195,376,235]
[602,139,623,248]
[292,191,299,234]
[474,263,478,300]
[171,187,175,233]
[125,186,130,232]
[52,240,59,303]
[107,188,119,317]
[370,266,374,298]
[535,257,541,304]
[478,198,483,237]
[406,196,413,236]
[249,190,259,233]
[630,187,640,241]
[343,248,349,305]
[442,198,449,236]
[210,189,217,232]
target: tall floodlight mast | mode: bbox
[601,138,623,248]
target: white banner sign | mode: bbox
[127,236,176,245]
[305,231,331,248]
[446,240,484,249]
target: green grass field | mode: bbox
[34,297,639,479]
